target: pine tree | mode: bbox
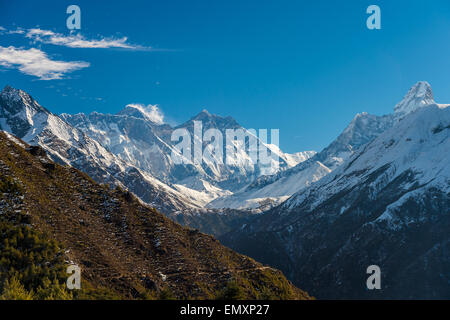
[0,277,34,300]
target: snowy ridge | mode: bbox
[1,130,26,148]
[0,85,200,213]
[62,107,311,206]
[118,103,165,124]
[210,107,394,210]
[285,102,449,213]
[207,160,328,210]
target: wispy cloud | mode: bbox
[0,26,25,35]
[25,28,152,50]
[0,46,90,80]
[8,28,25,35]
[126,103,165,124]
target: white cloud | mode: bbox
[8,28,25,35]
[0,46,90,80]
[1,27,25,35]
[26,28,149,50]
[126,103,165,124]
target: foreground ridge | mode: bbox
[0,131,311,300]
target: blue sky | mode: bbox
[1,0,449,153]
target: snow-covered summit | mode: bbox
[1,85,25,101]
[183,109,241,130]
[394,81,435,115]
[1,85,48,113]
[117,103,165,124]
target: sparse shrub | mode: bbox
[159,287,176,300]
[257,287,277,300]
[0,176,22,194]
[215,280,245,300]
[72,284,123,300]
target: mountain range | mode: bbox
[0,81,448,299]
[0,84,316,213]
[61,107,313,208]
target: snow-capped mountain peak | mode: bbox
[1,85,47,113]
[117,103,165,124]
[187,109,240,129]
[1,85,25,101]
[394,81,435,115]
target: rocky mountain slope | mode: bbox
[0,85,200,214]
[221,84,449,299]
[0,131,311,299]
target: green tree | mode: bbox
[35,278,73,300]
[0,277,34,300]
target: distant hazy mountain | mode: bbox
[220,82,450,299]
